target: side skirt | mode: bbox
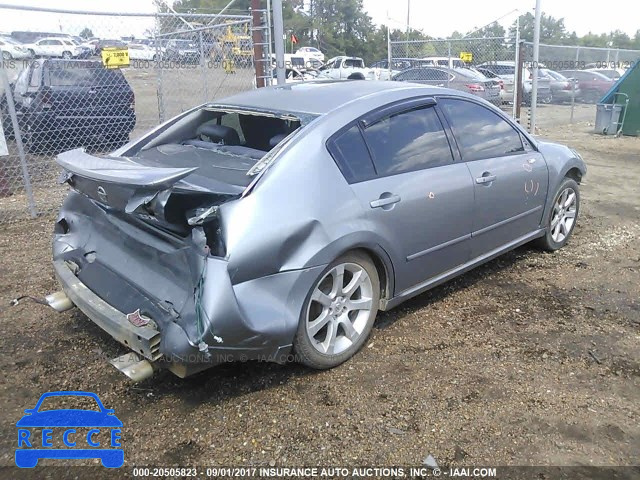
[380,229,545,311]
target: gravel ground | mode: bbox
[0,120,638,478]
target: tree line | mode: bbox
[164,0,640,63]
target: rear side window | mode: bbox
[362,106,453,175]
[327,125,376,183]
[440,98,524,161]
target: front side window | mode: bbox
[440,98,524,161]
[362,106,453,175]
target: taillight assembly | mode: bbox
[129,91,135,110]
[466,83,485,92]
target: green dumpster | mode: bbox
[600,59,640,136]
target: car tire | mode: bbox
[2,51,11,60]
[535,177,580,251]
[294,251,380,369]
[28,49,35,57]
[62,51,72,59]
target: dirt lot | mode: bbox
[0,115,639,477]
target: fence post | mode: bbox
[511,14,520,119]
[0,57,37,218]
[155,16,166,123]
[387,27,393,81]
[570,47,580,124]
[199,30,208,102]
[515,41,525,122]
[446,41,451,87]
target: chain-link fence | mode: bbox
[389,37,640,135]
[389,37,519,114]
[0,5,260,223]
[521,42,640,132]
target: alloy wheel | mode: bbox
[550,187,577,243]
[305,263,374,356]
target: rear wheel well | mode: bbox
[566,167,583,184]
[350,248,391,304]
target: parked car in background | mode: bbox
[477,61,552,105]
[26,37,83,59]
[422,56,467,69]
[317,56,375,80]
[7,59,135,152]
[166,39,200,63]
[50,81,585,378]
[67,38,92,59]
[474,67,506,103]
[392,66,502,105]
[95,39,127,55]
[0,36,32,60]
[540,69,580,103]
[128,42,162,61]
[295,46,325,63]
[368,58,435,80]
[559,69,614,103]
[585,68,622,81]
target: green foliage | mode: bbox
[151,1,640,63]
[79,28,94,39]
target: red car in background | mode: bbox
[559,70,614,103]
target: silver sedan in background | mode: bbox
[50,81,586,379]
[392,67,502,105]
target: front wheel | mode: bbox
[62,51,72,59]
[294,251,380,369]
[536,178,580,251]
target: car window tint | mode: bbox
[328,124,376,183]
[48,67,126,87]
[440,98,524,161]
[363,106,453,175]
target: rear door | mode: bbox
[438,97,548,258]
[329,99,475,293]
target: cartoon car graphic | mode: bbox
[15,391,123,468]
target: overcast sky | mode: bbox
[0,0,637,39]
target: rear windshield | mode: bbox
[48,67,126,87]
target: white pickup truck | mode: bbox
[316,56,381,80]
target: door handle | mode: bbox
[370,193,401,209]
[475,173,497,185]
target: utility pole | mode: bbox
[530,0,541,134]
[405,0,410,57]
[251,0,266,88]
[272,0,286,85]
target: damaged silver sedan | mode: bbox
[51,81,586,379]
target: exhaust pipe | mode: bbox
[110,353,154,382]
[45,291,74,312]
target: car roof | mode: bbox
[214,80,439,115]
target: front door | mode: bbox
[438,97,549,258]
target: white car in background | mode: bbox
[128,43,163,61]
[295,46,325,63]
[317,56,378,80]
[0,37,32,60]
[26,37,83,59]
[422,56,467,68]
